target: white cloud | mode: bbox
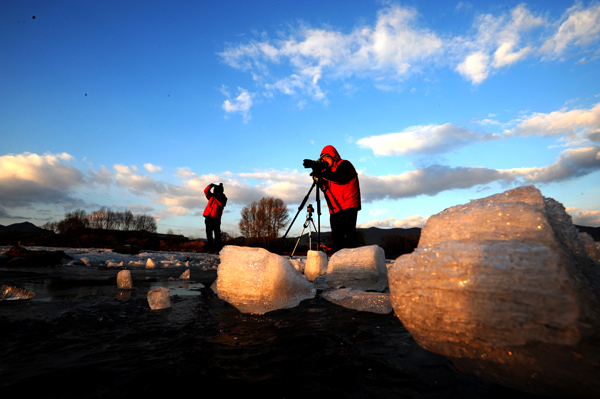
[456,51,490,84]
[367,5,443,73]
[357,123,497,156]
[569,209,600,227]
[222,87,254,123]
[509,102,600,145]
[219,4,445,104]
[2,144,599,227]
[453,4,544,84]
[219,3,600,107]
[358,166,510,202]
[508,146,600,183]
[358,215,426,229]
[358,102,600,158]
[541,3,600,59]
[0,152,84,207]
[113,164,167,195]
[143,163,163,173]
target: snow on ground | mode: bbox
[0,246,222,270]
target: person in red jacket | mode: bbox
[304,145,361,252]
[203,183,227,251]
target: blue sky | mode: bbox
[2,0,600,239]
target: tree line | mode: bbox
[37,197,418,256]
[43,208,157,235]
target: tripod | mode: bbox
[290,205,318,257]
[278,180,322,257]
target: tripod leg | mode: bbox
[290,220,309,258]
[316,182,322,249]
[278,181,316,249]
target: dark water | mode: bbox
[0,266,539,399]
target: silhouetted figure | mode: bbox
[203,183,227,252]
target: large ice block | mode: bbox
[325,245,388,291]
[216,246,316,314]
[389,185,600,398]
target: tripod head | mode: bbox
[306,203,314,218]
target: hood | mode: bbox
[320,145,341,161]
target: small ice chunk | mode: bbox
[116,269,133,290]
[1,285,35,301]
[147,287,171,310]
[107,261,124,267]
[216,246,316,314]
[321,288,392,314]
[179,269,190,280]
[128,260,144,267]
[305,250,328,281]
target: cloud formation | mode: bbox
[2,101,599,226]
[218,3,600,119]
[0,152,84,208]
[357,123,500,155]
[221,86,254,123]
[357,102,600,157]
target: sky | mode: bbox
[1,0,600,239]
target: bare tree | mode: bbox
[133,214,157,233]
[121,210,135,231]
[239,197,289,248]
[57,209,90,234]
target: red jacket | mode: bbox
[318,145,361,214]
[203,185,227,219]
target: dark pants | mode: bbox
[330,208,359,252]
[205,216,222,249]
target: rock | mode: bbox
[216,245,316,314]
[147,287,171,310]
[389,185,600,398]
[325,245,388,291]
[3,245,70,266]
[114,244,140,255]
[321,288,392,314]
[305,250,328,281]
[116,270,133,290]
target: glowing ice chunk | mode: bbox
[216,246,316,314]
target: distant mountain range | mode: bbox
[0,222,54,235]
[575,225,600,241]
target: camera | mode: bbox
[303,158,327,172]
[307,204,314,214]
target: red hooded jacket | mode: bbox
[203,184,227,220]
[318,145,361,214]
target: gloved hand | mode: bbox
[310,169,323,178]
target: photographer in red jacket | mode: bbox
[304,145,361,252]
[203,183,227,252]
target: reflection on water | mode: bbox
[6,273,204,302]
